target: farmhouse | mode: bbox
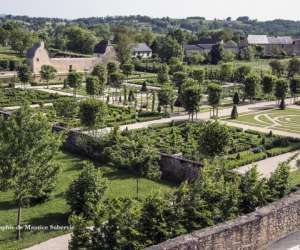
[242,35,300,56]
[184,38,238,57]
[27,40,117,74]
[132,43,152,58]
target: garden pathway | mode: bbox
[233,150,300,178]
[23,234,71,250]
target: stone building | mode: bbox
[242,35,300,56]
[183,38,239,57]
[132,43,152,58]
[27,40,117,74]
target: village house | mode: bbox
[183,38,239,57]
[242,35,300,56]
[132,43,152,58]
[27,40,117,74]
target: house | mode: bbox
[132,43,152,58]
[242,35,300,56]
[27,40,117,74]
[183,39,238,57]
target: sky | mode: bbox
[1,0,300,21]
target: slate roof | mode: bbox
[247,35,269,44]
[94,40,111,54]
[26,43,41,58]
[247,35,293,45]
[132,43,152,53]
[268,36,293,45]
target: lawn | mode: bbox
[0,47,24,61]
[229,108,300,133]
[0,151,175,250]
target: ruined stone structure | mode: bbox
[27,41,117,74]
[146,189,300,250]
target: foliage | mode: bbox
[53,97,78,120]
[155,36,183,62]
[158,82,176,114]
[180,79,202,120]
[66,71,83,97]
[40,65,57,87]
[0,105,62,239]
[262,75,276,97]
[66,162,107,218]
[79,98,108,128]
[210,42,224,64]
[269,60,286,77]
[207,83,222,117]
[275,78,289,109]
[287,57,300,78]
[244,73,260,103]
[157,63,170,84]
[17,64,32,85]
[198,121,231,157]
[86,76,103,96]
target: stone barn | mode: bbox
[27,40,117,74]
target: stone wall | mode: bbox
[29,42,117,74]
[159,153,202,182]
[145,189,300,250]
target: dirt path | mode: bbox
[23,234,71,250]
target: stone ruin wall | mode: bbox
[145,189,300,250]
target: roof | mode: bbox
[268,36,293,45]
[26,42,43,58]
[94,40,111,54]
[132,43,152,53]
[247,35,269,44]
[247,35,293,45]
[191,38,220,45]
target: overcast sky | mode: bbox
[1,0,300,21]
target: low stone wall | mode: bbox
[145,189,300,250]
[159,153,202,182]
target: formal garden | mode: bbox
[228,108,300,133]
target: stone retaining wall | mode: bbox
[145,189,300,250]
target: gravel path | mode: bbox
[234,150,300,178]
[23,234,71,250]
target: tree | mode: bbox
[262,75,276,100]
[233,92,240,105]
[104,135,161,197]
[275,78,289,109]
[66,161,107,219]
[173,71,187,92]
[268,162,290,201]
[207,83,222,118]
[115,32,133,65]
[79,99,108,131]
[86,76,100,97]
[231,92,240,119]
[239,166,269,213]
[64,25,97,54]
[107,61,118,85]
[210,42,225,64]
[92,64,107,95]
[235,65,251,83]
[192,69,205,84]
[53,98,78,126]
[0,105,62,240]
[231,105,238,119]
[238,46,255,61]
[198,121,231,157]
[269,60,286,77]
[220,63,234,82]
[157,64,170,85]
[156,36,183,62]
[244,73,260,103]
[290,76,300,103]
[17,64,32,88]
[180,79,202,121]
[110,72,124,102]
[69,215,91,249]
[10,28,34,55]
[188,52,204,65]
[158,82,176,115]
[40,65,57,88]
[122,63,134,79]
[287,57,300,78]
[66,71,83,97]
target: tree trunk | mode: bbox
[16,205,21,240]
[136,178,139,199]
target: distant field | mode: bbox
[0,47,24,61]
[0,151,175,250]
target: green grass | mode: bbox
[0,151,175,250]
[290,169,300,187]
[229,108,300,133]
[0,47,24,61]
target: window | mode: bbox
[36,58,39,62]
